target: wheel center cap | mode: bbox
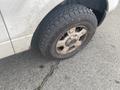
[66,37,77,46]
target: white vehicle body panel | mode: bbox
[108,0,119,11]
[0,0,64,57]
[0,13,14,58]
[0,0,119,59]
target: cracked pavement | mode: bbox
[0,3,120,90]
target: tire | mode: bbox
[38,4,98,60]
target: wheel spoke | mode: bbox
[61,46,70,54]
[56,40,66,47]
[67,27,76,36]
[77,29,87,38]
[74,40,82,47]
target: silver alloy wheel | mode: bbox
[56,26,88,55]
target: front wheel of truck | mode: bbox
[38,4,98,60]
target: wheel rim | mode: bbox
[56,26,88,55]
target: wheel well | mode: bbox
[64,0,108,25]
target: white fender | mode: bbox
[108,0,119,11]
